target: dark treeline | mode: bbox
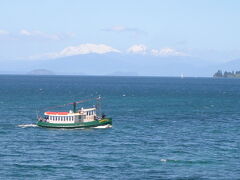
[213,70,240,78]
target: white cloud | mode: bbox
[20,29,32,36]
[19,29,74,40]
[58,44,120,56]
[30,43,120,59]
[127,44,147,54]
[0,29,9,35]
[151,48,188,56]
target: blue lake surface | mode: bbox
[0,75,239,179]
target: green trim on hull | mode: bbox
[37,118,112,128]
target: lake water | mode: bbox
[0,75,239,179]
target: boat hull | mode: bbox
[37,118,112,128]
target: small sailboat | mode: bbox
[37,97,112,128]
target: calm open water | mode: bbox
[0,75,239,179]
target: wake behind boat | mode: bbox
[37,97,112,128]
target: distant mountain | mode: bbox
[0,53,225,77]
[210,59,240,74]
[28,69,55,75]
[108,71,139,76]
[29,53,218,77]
[222,59,240,70]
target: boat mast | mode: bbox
[73,102,77,113]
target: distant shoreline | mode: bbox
[213,70,240,78]
[0,73,216,78]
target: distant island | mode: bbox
[213,70,240,78]
[28,69,55,75]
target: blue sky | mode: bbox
[0,0,240,62]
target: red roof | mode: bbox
[45,112,69,115]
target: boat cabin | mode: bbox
[43,107,97,124]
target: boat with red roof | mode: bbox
[37,97,112,128]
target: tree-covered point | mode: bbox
[213,70,240,78]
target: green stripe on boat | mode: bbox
[37,118,112,128]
